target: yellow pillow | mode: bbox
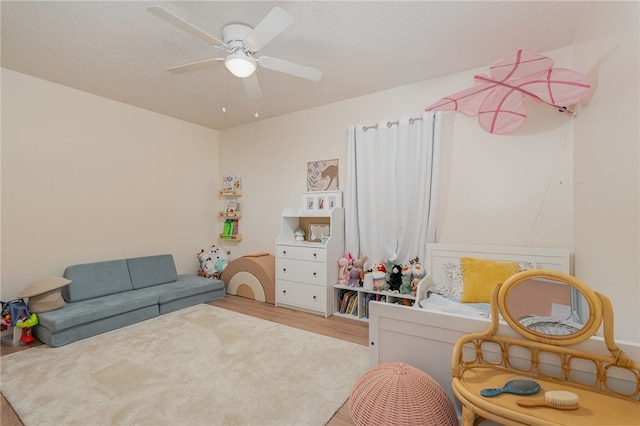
[460,257,519,303]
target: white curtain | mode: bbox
[345,112,442,268]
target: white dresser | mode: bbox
[275,207,344,317]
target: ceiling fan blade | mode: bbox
[148,6,226,48]
[244,73,263,99]
[243,7,293,51]
[259,56,323,81]
[166,58,224,74]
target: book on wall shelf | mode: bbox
[221,174,242,195]
[224,199,239,214]
[222,174,234,192]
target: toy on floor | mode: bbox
[197,245,230,279]
[1,299,35,346]
[16,313,39,343]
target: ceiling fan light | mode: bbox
[225,53,256,78]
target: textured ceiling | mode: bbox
[1,1,591,130]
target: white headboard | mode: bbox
[425,243,571,288]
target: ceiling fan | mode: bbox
[148,6,322,100]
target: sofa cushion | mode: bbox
[62,259,133,302]
[37,291,159,333]
[127,254,178,289]
[134,275,224,304]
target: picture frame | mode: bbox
[301,190,342,211]
[307,159,339,192]
[308,224,330,242]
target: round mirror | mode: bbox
[497,270,602,345]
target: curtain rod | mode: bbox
[362,116,422,132]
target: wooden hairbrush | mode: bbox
[517,390,579,410]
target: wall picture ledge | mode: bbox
[302,190,342,211]
[307,159,338,191]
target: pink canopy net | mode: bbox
[425,48,591,134]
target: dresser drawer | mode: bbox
[276,245,326,262]
[276,280,326,312]
[276,258,326,286]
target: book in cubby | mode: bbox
[338,289,358,316]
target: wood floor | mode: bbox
[0,295,368,426]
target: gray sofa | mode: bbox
[35,254,225,347]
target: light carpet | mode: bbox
[1,305,369,426]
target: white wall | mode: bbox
[219,49,575,258]
[572,2,639,344]
[1,69,220,301]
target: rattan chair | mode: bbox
[349,362,458,425]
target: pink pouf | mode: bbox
[349,362,458,426]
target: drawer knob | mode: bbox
[282,250,287,255]
[313,295,317,300]
[313,253,317,258]
[282,290,287,294]
[313,272,317,277]
[282,268,287,273]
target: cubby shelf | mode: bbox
[333,284,416,321]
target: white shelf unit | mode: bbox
[275,207,344,317]
[333,284,416,321]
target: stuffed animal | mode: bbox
[384,259,395,283]
[352,255,368,280]
[347,266,360,287]
[388,264,403,292]
[411,278,420,297]
[410,257,426,280]
[197,245,230,279]
[372,271,389,291]
[399,264,413,294]
[337,257,349,284]
[215,258,229,273]
[200,257,217,277]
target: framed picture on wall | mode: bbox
[302,190,342,211]
[307,159,339,191]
